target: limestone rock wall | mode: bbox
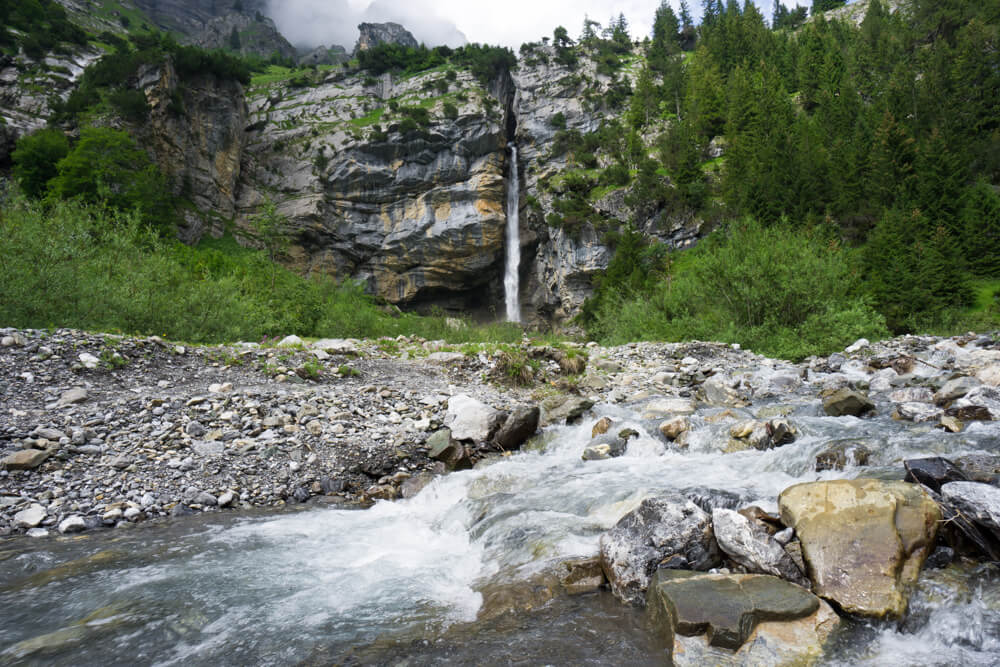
[137,60,249,240]
[237,67,509,314]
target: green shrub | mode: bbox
[583,219,888,360]
[442,102,459,120]
[11,128,69,199]
[49,127,176,232]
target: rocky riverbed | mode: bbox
[2,327,1000,664]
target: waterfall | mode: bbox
[504,144,521,323]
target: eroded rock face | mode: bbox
[239,66,509,313]
[778,479,941,618]
[649,571,839,666]
[137,60,248,241]
[355,22,418,52]
[599,495,720,605]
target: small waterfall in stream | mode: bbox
[504,144,521,323]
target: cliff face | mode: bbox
[355,23,419,53]
[0,48,101,166]
[237,67,509,314]
[136,60,248,240]
[191,12,298,60]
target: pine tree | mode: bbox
[960,180,1000,277]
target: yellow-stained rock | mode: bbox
[778,479,941,618]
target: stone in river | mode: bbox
[822,388,874,417]
[14,503,47,528]
[779,479,940,618]
[444,394,501,442]
[712,508,809,587]
[599,495,720,605]
[646,570,838,664]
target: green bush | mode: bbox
[11,128,69,199]
[583,219,888,360]
[49,127,176,232]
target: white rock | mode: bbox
[78,352,100,369]
[123,507,141,521]
[26,528,49,538]
[218,491,235,508]
[845,338,870,354]
[13,503,47,528]
[58,516,87,534]
[278,335,304,347]
[103,508,123,522]
[312,338,359,355]
[444,394,499,442]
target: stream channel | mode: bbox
[1,346,999,665]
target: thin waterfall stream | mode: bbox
[504,144,520,323]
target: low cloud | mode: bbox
[267,0,468,51]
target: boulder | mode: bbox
[941,482,1000,536]
[779,479,940,617]
[13,504,47,529]
[313,338,360,355]
[822,388,874,417]
[56,388,88,407]
[591,417,613,437]
[492,407,540,451]
[2,448,50,470]
[815,441,871,472]
[58,516,87,534]
[711,509,809,587]
[893,402,943,422]
[276,335,304,347]
[539,395,594,426]
[647,570,838,663]
[699,376,750,408]
[947,385,1000,420]
[582,434,627,461]
[425,429,469,470]
[659,416,690,441]
[444,395,501,442]
[599,496,720,605]
[904,457,968,493]
[642,398,697,419]
[933,376,981,406]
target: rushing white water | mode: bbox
[2,348,1000,664]
[503,144,520,323]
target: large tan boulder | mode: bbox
[779,479,940,618]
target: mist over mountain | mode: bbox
[266,0,468,51]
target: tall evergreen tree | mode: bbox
[960,180,1000,277]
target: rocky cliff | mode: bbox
[355,23,419,53]
[191,11,298,61]
[136,59,248,240]
[237,66,509,315]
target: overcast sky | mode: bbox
[267,1,788,51]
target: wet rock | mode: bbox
[904,457,969,493]
[539,395,594,426]
[400,473,435,499]
[815,440,872,472]
[893,402,943,422]
[699,376,750,408]
[2,448,50,470]
[14,503,47,528]
[941,482,1000,535]
[599,495,720,605]
[217,491,235,507]
[492,407,540,451]
[426,429,469,470]
[647,570,837,661]
[711,509,809,587]
[822,388,874,417]
[681,488,743,513]
[779,479,941,618]
[591,416,613,437]
[948,385,1000,420]
[560,557,606,595]
[924,546,955,569]
[658,416,689,441]
[934,376,981,406]
[582,444,612,461]
[938,415,964,432]
[952,455,1000,484]
[641,398,697,419]
[444,394,500,442]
